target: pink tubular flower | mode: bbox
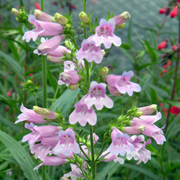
[64,164,84,179]
[101,149,124,164]
[34,156,68,170]
[88,133,99,144]
[22,123,60,147]
[22,15,63,42]
[83,81,114,110]
[34,9,54,22]
[88,18,121,49]
[53,128,80,156]
[123,111,166,145]
[69,101,97,126]
[137,104,157,115]
[76,39,103,64]
[108,127,134,156]
[48,45,71,57]
[126,135,151,164]
[37,35,64,54]
[106,71,141,96]
[15,104,46,124]
[170,6,178,18]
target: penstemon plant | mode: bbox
[13,0,166,179]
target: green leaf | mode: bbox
[0,95,19,110]
[0,51,23,79]
[0,130,39,180]
[96,162,121,180]
[0,115,20,133]
[51,88,80,118]
[120,43,131,50]
[164,100,180,108]
[122,163,162,180]
[7,40,20,61]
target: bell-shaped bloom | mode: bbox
[48,45,71,57]
[31,135,59,161]
[22,15,63,42]
[158,40,168,50]
[83,81,113,110]
[126,135,151,164]
[108,127,134,156]
[101,149,124,164]
[34,9,55,22]
[34,155,68,170]
[170,6,178,18]
[64,164,84,180]
[37,35,64,54]
[88,18,121,49]
[53,128,80,156]
[58,70,81,86]
[106,71,141,96]
[22,123,60,147]
[15,104,46,124]
[76,39,103,64]
[69,101,97,126]
[123,111,166,145]
[137,104,157,115]
[33,37,48,55]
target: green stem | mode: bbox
[79,145,90,161]
[89,125,96,179]
[50,85,59,109]
[41,0,44,11]
[33,93,37,106]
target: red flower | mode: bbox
[170,106,180,114]
[172,43,179,52]
[167,60,171,66]
[18,5,21,9]
[7,92,11,97]
[170,6,178,18]
[160,103,164,107]
[158,40,168,50]
[163,69,167,73]
[163,64,167,69]
[160,73,163,76]
[70,4,76,9]
[5,107,8,111]
[159,7,170,15]
[35,1,41,10]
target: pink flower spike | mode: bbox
[34,156,67,170]
[15,104,46,124]
[22,15,63,42]
[53,128,80,156]
[108,127,134,156]
[83,81,113,110]
[115,71,141,96]
[76,39,103,64]
[89,18,121,49]
[37,35,64,54]
[69,102,97,126]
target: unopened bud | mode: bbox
[65,24,71,29]
[27,80,33,85]
[54,13,67,25]
[135,111,143,117]
[12,8,19,16]
[47,55,64,64]
[34,9,54,22]
[113,11,130,27]
[79,11,89,23]
[68,84,79,90]
[65,40,74,50]
[100,67,109,76]
[60,177,69,180]
[137,104,157,115]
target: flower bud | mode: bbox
[27,79,33,85]
[60,177,70,180]
[34,9,55,22]
[65,24,71,29]
[170,6,178,18]
[65,40,74,50]
[12,8,19,16]
[54,13,67,25]
[101,49,105,56]
[100,67,109,76]
[172,43,179,52]
[137,104,157,115]
[79,11,89,23]
[113,11,130,27]
[68,84,79,90]
[33,106,60,120]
